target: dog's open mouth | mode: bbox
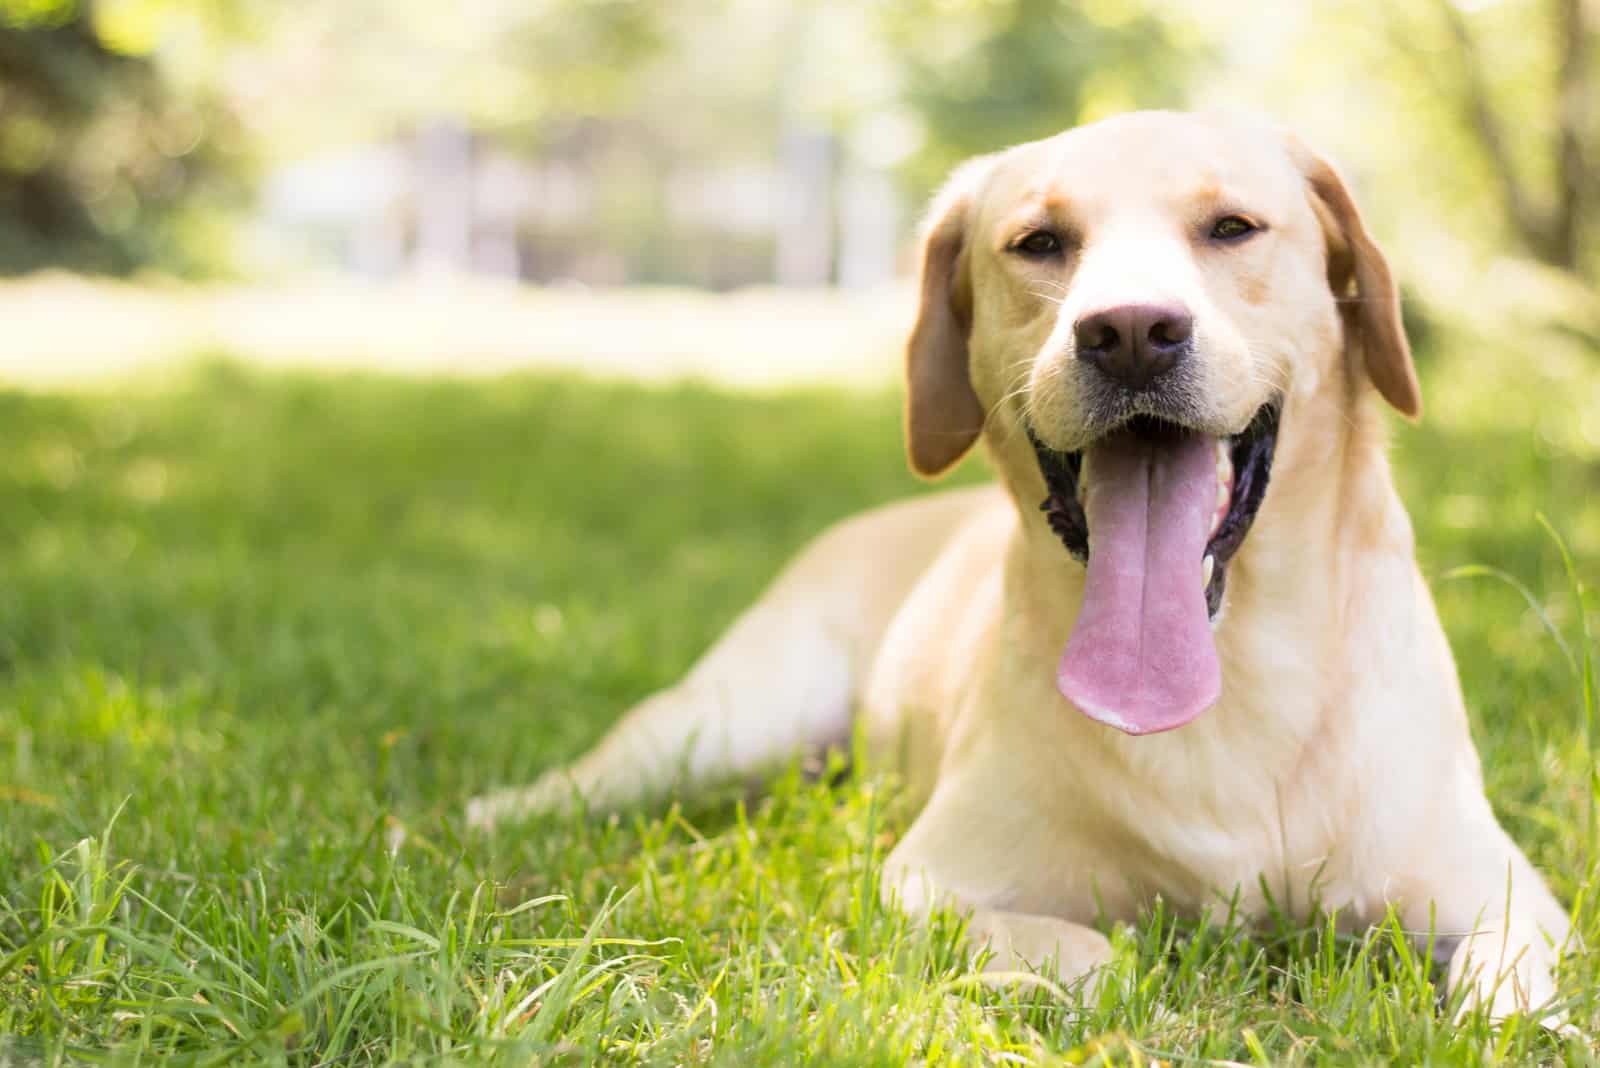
[1029,403,1280,735]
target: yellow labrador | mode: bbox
[470,111,1569,1021]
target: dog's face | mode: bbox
[905,111,1420,736]
[973,112,1336,451]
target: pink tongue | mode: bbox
[1058,429,1221,734]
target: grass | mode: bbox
[1,352,1599,1064]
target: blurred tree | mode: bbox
[878,0,1202,196]
[0,0,672,276]
[231,0,671,155]
[0,0,243,274]
[1409,0,1594,276]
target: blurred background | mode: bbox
[0,0,1594,389]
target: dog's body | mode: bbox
[471,112,1569,1020]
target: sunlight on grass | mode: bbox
[0,276,913,391]
[0,354,1597,1062]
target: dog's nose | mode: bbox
[1072,302,1194,391]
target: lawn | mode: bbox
[2,349,1599,1065]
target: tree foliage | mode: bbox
[880,0,1201,196]
[0,0,242,274]
[1392,0,1596,278]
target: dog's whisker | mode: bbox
[985,363,1042,437]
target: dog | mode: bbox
[470,111,1570,1022]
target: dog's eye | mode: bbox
[1210,215,1259,242]
[1014,230,1063,257]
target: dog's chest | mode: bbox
[1066,699,1375,923]
[979,647,1365,923]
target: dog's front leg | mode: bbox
[467,491,989,830]
[1396,805,1570,1025]
[960,908,1115,990]
[882,783,1114,996]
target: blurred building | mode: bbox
[258,117,903,290]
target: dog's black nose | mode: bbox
[1073,302,1193,391]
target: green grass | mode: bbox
[2,355,1599,1064]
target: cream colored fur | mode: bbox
[468,112,1569,1024]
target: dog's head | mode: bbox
[905,110,1418,735]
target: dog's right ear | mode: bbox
[905,157,993,478]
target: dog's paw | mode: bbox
[463,791,508,832]
[1447,943,1568,1034]
[465,770,577,831]
[970,911,1115,1000]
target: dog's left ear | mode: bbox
[1287,136,1422,420]
[905,156,994,478]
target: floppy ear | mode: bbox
[1287,137,1422,420]
[905,158,992,477]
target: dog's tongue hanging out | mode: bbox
[1058,428,1221,734]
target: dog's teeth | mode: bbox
[1201,553,1214,589]
[1209,439,1233,538]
